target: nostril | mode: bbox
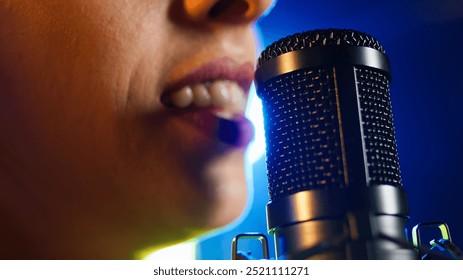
[208,0,250,19]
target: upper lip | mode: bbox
[163,57,255,96]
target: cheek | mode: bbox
[0,1,250,237]
[0,2,165,187]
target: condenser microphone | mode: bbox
[254,29,417,259]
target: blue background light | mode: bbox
[198,0,463,259]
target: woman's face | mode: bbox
[0,0,273,258]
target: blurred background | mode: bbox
[152,0,463,259]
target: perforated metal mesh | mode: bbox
[256,29,402,201]
[356,66,402,188]
[259,67,345,200]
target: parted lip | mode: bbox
[160,57,256,148]
[163,57,255,96]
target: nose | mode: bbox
[183,0,274,23]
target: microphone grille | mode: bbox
[256,29,402,201]
[260,68,346,200]
[257,29,386,68]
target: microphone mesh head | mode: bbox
[256,29,402,201]
[257,29,385,67]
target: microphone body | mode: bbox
[255,29,417,259]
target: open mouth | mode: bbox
[162,79,246,115]
[161,79,254,148]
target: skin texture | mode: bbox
[0,0,273,259]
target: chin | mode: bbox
[123,115,250,244]
[199,149,249,229]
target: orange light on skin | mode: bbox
[183,0,216,20]
[183,0,273,21]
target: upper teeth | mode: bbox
[163,80,247,115]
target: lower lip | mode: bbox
[189,110,254,148]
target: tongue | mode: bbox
[194,110,254,148]
[217,114,254,147]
